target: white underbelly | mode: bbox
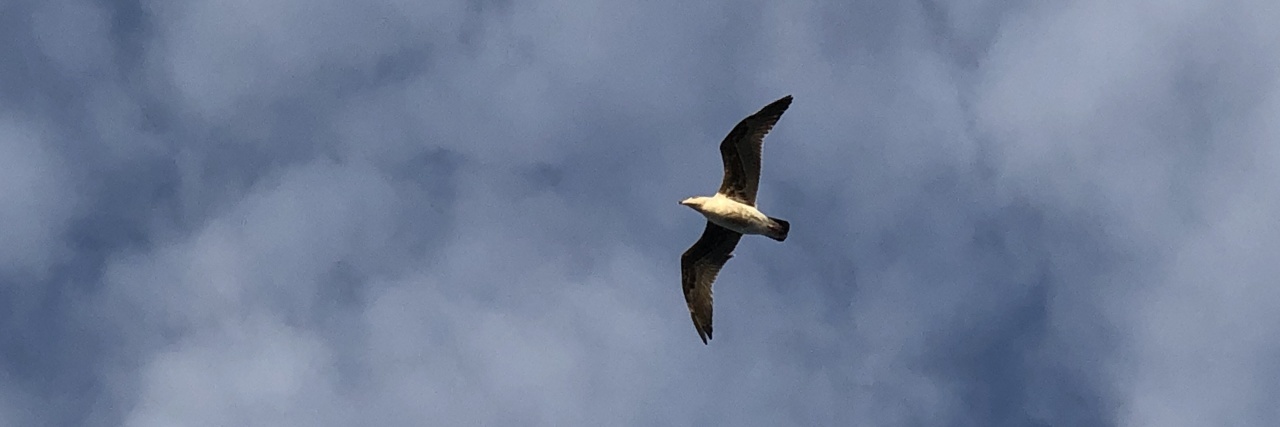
[701,196,771,235]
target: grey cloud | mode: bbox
[3,0,1280,425]
[0,117,77,279]
[30,0,115,77]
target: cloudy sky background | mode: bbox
[2,0,1279,425]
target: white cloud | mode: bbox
[125,314,347,427]
[148,0,464,122]
[1118,74,1280,427]
[973,0,1280,425]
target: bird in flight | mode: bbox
[678,95,793,344]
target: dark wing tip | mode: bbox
[696,322,713,345]
[746,94,793,132]
[692,312,712,344]
[763,95,793,113]
[746,95,793,122]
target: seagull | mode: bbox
[679,95,793,344]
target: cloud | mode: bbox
[0,116,77,279]
[3,0,1280,425]
[970,1,1280,426]
[30,0,115,77]
[0,379,38,427]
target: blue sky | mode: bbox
[2,0,1279,425]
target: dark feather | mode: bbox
[680,222,742,344]
[717,95,793,206]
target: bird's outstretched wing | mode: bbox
[717,95,793,206]
[680,222,743,344]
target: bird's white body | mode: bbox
[682,194,775,236]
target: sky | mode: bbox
[1,0,1278,425]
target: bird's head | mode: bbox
[679,196,709,210]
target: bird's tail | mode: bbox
[766,217,790,242]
